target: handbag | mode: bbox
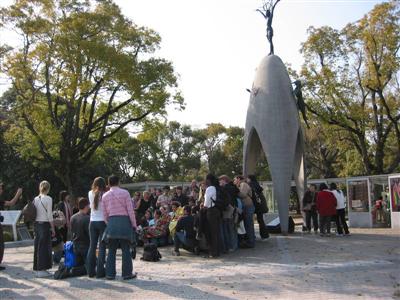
[22,200,37,223]
[53,210,66,228]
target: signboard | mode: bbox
[389,175,400,230]
[0,210,22,241]
[389,175,400,212]
[1,210,21,225]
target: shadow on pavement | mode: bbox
[126,278,236,300]
[0,276,33,289]
[0,290,45,300]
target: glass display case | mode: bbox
[388,175,400,229]
[348,180,369,212]
[347,178,372,227]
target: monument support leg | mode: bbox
[273,180,290,234]
[293,129,307,229]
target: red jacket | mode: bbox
[316,190,337,216]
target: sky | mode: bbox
[0,0,385,128]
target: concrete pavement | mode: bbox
[0,228,399,300]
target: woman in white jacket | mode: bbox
[330,183,350,236]
[33,181,55,277]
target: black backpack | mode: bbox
[212,188,230,211]
[141,243,162,262]
[251,188,269,214]
[54,263,70,280]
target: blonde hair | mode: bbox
[39,181,50,195]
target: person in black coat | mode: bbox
[172,206,196,256]
[57,191,73,243]
[247,175,269,239]
[219,175,240,252]
[173,186,189,207]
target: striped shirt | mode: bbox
[102,186,136,228]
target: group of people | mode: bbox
[52,176,137,280]
[131,174,270,258]
[0,173,270,279]
[0,176,354,280]
[302,182,350,236]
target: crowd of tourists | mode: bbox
[0,176,352,280]
[0,173,270,279]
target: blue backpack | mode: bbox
[64,241,76,268]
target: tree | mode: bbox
[0,0,183,193]
[219,126,244,177]
[301,1,400,175]
[197,123,227,173]
[136,121,202,181]
[304,123,340,179]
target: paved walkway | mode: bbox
[1,228,399,300]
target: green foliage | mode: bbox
[300,0,400,175]
[0,0,183,192]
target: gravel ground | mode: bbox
[0,228,399,300]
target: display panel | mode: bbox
[348,180,369,212]
[389,176,400,212]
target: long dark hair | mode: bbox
[59,190,68,203]
[206,174,219,188]
[92,177,106,210]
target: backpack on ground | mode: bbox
[212,188,230,212]
[64,241,77,268]
[22,200,37,223]
[266,216,295,234]
[141,243,162,262]
[54,262,70,280]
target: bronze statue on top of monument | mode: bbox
[257,0,281,56]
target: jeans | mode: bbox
[222,218,237,251]
[319,215,331,234]
[33,222,52,271]
[86,221,106,277]
[243,205,255,247]
[174,232,194,251]
[335,209,349,234]
[106,239,132,279]
[305,210,318,232]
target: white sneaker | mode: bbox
[36,270,52,278]
[336,233,344,237]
